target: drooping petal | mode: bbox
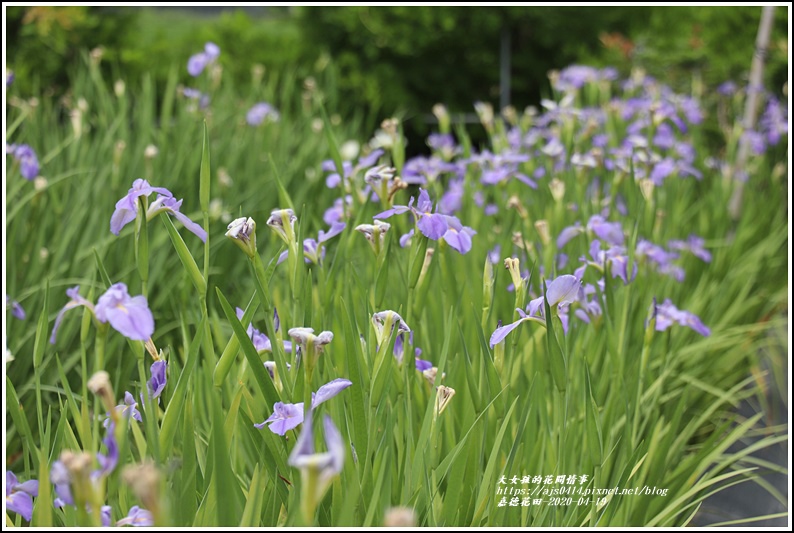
[417,213,448,240]
[546,275,581,307]
[169,209,208,243]
[489,317,527,347]
[255,402,305,435]
[312,379,353,409]
[6,491,34,521]
[373,205,411,219]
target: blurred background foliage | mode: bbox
[6,5,789,146]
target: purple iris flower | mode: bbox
[587,215,624,246]
[101,506,113,527]
[234,308,293,354]
[653,123,676,150]
[110,179,172,236]
[6,295,26,320]
[94,283,155,341]
[636,240,684,281]
[254,378,352,436]
[147,360,167,401]
[116,506,154,527]
[399,229,414,248]
[6,471,39,522]
[146,195,207,242]
[490,275,581,347]
[323,196,352,225]
[6,70,14,86]
[573,284,602,324]
[556,222,584,249]
[96,424,119,478]
[322,149,384,189]
[375,189,476,253]
[187,42,220,77]
[6,143,39,180]
[668,234,712,263]
[50,460,74,508]
[287,415,345,505]
[654,299,710,337]
[50,286,96,344]
[649,158,677,185]
[182,87,210,109]
[717,81,737,96]
[106,391,142,427]
[585,240,637,285]
[277,221,346,266]
[246,102,280,126]
[393,332,432,371]
[759,97,788,145]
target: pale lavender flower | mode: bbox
[668,234,712,263]
[6,295,26,320]
[6,471,39,521]
[717,81,737,96]
[6,143,39,180]
[101,506,113,527]
[95,283,155,341]
[587,215,624,246]
[556,222,584,249]
[399,229,415,248]
[50,286,96,344]
[277,222,346,266]
[147,360,167,400]
[110,179,172,236]
[246,102,280,126]
[323,196,352,225]
[181,87,210,109]
[235,307,292,354]
[393,332,432,371]
[146,195,207,242]
[255,378,352,436]
[654,299,710,336]
[50,461,74,508]
[442,217,477,255]
[116,506,154,527]
[96,424,119,477]
[187,42,220,77]
[107,391,142,427]
[490,275,580,347]
[288,415,345,517]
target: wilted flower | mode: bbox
[6,471,39,522]
[122,462,161,519]
[384,506,418,527]
[435,385,456,415]
[288,327,334,362]
[254,378,352,436]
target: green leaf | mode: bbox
[161,214,206,295]
[200,120,211,213]
[32,281,49,368]
[213,292,259,387]
[159,313,206,453]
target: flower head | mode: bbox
[654,299,710,336]
[254,378,352,436]
[225,216,257,257]
[355,220,391,255]
[266,209,298,245]
[115,506,154,527]
[6,471,39,521]
[147,360,167,401]
[110,179,172,236]
[146,195,207,242]
[247,102,280,126]
[187,42,220,77]
[372,310,411,347]
[6,143,39,180]
[95,283,155,341]
[6,295,26,320]
[50,286,95,344]
[288,415,345,523]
